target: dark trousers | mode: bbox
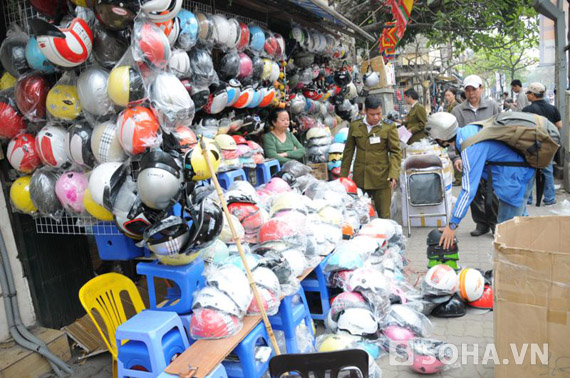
[470,179,498,231]
[365,188,392,219]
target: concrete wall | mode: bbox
[0,183,36,341]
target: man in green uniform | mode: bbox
[340,96,402,218]
[402,88,428,145]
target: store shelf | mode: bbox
[34,215,122,236]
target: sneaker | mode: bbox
[543,199,557,206]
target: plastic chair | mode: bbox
[269,288,314,354]
[79,273,146,378]
[256,160,281,186]
[223,322,275,378]
[403,154,449,237]
[269,349,369,378]
[301,255,331,320]
[218,169,247,190]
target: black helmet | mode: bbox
[0,31,30,78]
[431,294,466,318]
[92,24,129,68]
[143,215,190,256]
[94,0,140,31]
[217,50,240,81]
[184,197,223,252]
[188,48,216,88]
[251,55,264,84]
[427,229,458,257]
[334,69,351,87]
[256,249,293,285]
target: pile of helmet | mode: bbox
[304,124,331,164]
[328,127,348,179]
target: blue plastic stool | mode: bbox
[178,313,195,347]
[217,169,247,190]
[301,255,331,320]
[255,160,280,186]
[137,259,205,314]
[269,288,315,354]
[95,228,145,261]
[116,310,189,378]
[223,322,274,378]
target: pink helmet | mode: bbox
[330,291,369,321]
[55,171,88,213]
[235,144,252,158]
[190,308,241,340]
[238,53,253,79]
[247,286,279,315]
[264,177,291,194]
[383,325,416,343]
[409,339,450,374]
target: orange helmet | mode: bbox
[117,106,161,155]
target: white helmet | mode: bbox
[219,212,245,243]
[141,0,182,22]
[211,14,231,47]
[337,308,378,337]
[386,304,433,337]
[363,69,380,88]
[149,72,195,132]
[346,82,358,100]
[346,268,390,298]
[425,112,458,141]
[137,149,183,210]
[281,247,306,277]
[325,310,339,333]
[206,264,252,313]
[193,286,243,317]
[328,143,345,155]
[36,125,69,169]
[201,239,230,265]
[169,49,191,78]
[88,162,125,208]
[226,19,241,49]
[423,264,458,296]
[252,266,281,296]
[458,268,485,302]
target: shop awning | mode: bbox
[287,0,377,42]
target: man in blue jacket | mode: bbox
[425,113,535,249]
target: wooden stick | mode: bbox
[198,138,282,355]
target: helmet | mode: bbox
[338,177,357,195]
[176,9,199,50]
[193,286,242,317]
[425,112,458,141]
[215,134,237,151]
[248,25,265,52]
[290,95,306,115]
[386,305,433,337]
[195,13,213,43]
[150,73,194,132]
[46,84,81,121]
[203,83,228,115]
[0,31,30,78]
[352,235,386,256]
[238,53,253,79]
[31,18,93,68]
[137,150,183,210]
[409,339,452,374]
[7,133,41,173]
[467,284,493,309]
[0,72,17,90]
[227,202,263,241]
[77,67,112,116]
[188,48,216,87]
[258,87,275,108]
[383,325,415,345]
[422,264,458,296]
[317,334,355,353]
[218,51,240,81]
[251,55,264,84]
[345,267,390,297]
[65,122,95,168]
[183,140,221,181]
[431,294,466,318]
[363,69,380,88]
[457,268,484,302]
[141,0,183,22]
[92,24,129,68]
[226,80,242,107]
[247,286,280,315]
[211,14,230,47]
[83,188,114,221]
[324,246,364,273]
[91,120,127,163]
[185,198,223,251]
[36,125,69,168]
[317,206,343,227]
[264,32,278,58]
[265,177,291,194]
[55,171,88,213]
[330,291,370,321]
[233,85,254,109]
[25,37,56,74]
[107,66,146,107]
[336,308,378,338]
[88,162,125,208]
[201,239,230,265]
[252,266,281,295]
[114,193,161,240]
[190,308,241,340]
[281,247,306,277]
[219,212,245,243]
[359,219,395,241]
[169,126,197,152]
[117,106,161,155]
[236,22,250,51]
[206,264,252,313]
[258,218,300,246]
[133,21,171,69]
[157,18,180,47]
[169,49,190,77]
[190,86,210,111]
[334,70,351,87]
[269,192,307,216]
[94,0,139,30]
[143,215,189,256]
[10,176,37,215]
[30,169,62,215]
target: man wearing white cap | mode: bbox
[451,75,500,237]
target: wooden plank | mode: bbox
[62,314,107,359]
[0,327,71,378]
[164,256,324,377]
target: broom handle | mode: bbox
[198,138,282,355]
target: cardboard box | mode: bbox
[360,56,389,89]
[494,216,570,378]
[308,163,329,181]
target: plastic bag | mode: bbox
[116,106,162,156]
[382,304,434,338]
[169,49,191,78]
[55,170,89,214]
[149,72,195,132]
[132,17,171,71]
[190,308,243,340]
[14,72,50,123]
[108,50,147,108]
[0,25,30,78]
[188,48,217,88]
[176,9,199,51]
[77,66,114,119]
[0,89,27,140]
[406,338,460,374]
[205,264,253,315]
[30,167,63,219]
[45,71,81,125]
[92,24,129,69]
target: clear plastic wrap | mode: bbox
[329,291,372,322]
[29,167,63,219]
[188,48,217,88]
[36,124,70,169]
[176,9,199,51]
[224,253,261,274]
[382,304,434,338]
[116,106,162,156]
[132,17,171,71]
[219,212,245,244]
[255,247,299,296]
[46,71,81,124]
[7,132,42,173]
[91,119,128,163]
[169,49,191,78]
[201,239,230,267]
[55,170,89,214]
[421,264,458,297]
[10,176,38,215]
[25,36,56,74]
[269,191,307,217]
[149,72,195,132]
[227,202,263,244]
[190,308,243,340]
[205,264,253,315]
[108,51,147,108]
[324,242,364,273]
[258,214,307,250]
[305,213,342,257]
[77,66,114,119]
[406,338,460,374]
[192,286,244,317]
[14,72,50,123]
[0,25,30,78]
[91,24,129,69]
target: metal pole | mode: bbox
[534,0,569,191]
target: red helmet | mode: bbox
[190,308,241,340]
[227,202,263,236]
[7,133,41,173]
[0,100,26,139]
[15,74,49,122]
[467,284,493,309]
[263,32,278,57]
[172,126,197,152]
[258,218,296,244]
[338,177,357,195]
[264,177,291,194]
[134,21,171,69]
[232,135,248,145]
[236,22,250,51]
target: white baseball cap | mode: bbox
[463,75,483,89]
[526,82,546,95]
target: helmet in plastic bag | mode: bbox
[252,266,280,295]
[330,291,370,321]
[247,286,280,315]
[431,294,466,318]
[176,9,199,50]
[325,246,364,273]
[215,134,237,151]
[201,239,230,265]
[25,37,56,74]
[92,25,129,68]
[156,18,180,47]
[117,106,161,155]
[0,72,17,90]
[55,171,88,213]
[281,247,306,277]
[150,73,194,131]
[210,14,230,47]
[257,250,292,285]
[346,267,390,297]
[137,149,183,210]
[206,264,252,313]
[193,286,242,317]
[10,176,37,215]
[83,188,114,221]
[7,133,41,174]
[238,53,253,79]
[265,177,291,194]
[457,268,484,302]
[77,67,112,116]
[143,215,189,255]
[325,310,339,333]
[88,161,125,208]
[133,21,171,69]
[185,198,223,252]
[91,120,127,163]
[46,84,81,121]
[227,202,263,238]
[217,50,240,81]
[141,0,182,22]
[203,83,228,115]
[387,305,433,338]
[363,69,379,88]
[384,325,415,345]
[30,18,93,68]
[467,284,493,309]
[94,0,139,30]
[168,49,190,77]
[409,339,452,374]
[317,334,355,352]
[0,31,30,78]
[359,220,394,241]
[337,308,378,338]
[226,80,242,107]
[423,264,458,296]
[219,212,245,243]
[108,66,146,108]
[248,25,265,52]
[36,125,69,168]
[183,140,221,181]
[236,22,250,51]
[30,169,62,215]
[190,308,241,340]
[65,122,94,168]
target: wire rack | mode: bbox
[34,215,123,235]
[4,0,40,34]
[184,0,213,14]
[214,9,267,28]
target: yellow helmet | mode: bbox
[156,250,202,266]
[10,176,37,214]
[83,188,114,221]
[107,66,146,108]
[261,59,273,82]
[317,334,355,352]
[0,72,17,90]
[46,84,81,121]
[183,138,221,181]
[318,205,343,227]
[269,191,306,217]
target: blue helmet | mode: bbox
[325,243,364,273]
[247,88,263,108]
[248,25,265,52]
[177,9,199,51]
[334,128,349,144]
[328,160,342,171]
[226,79,242,106]
[25,37,56,74]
